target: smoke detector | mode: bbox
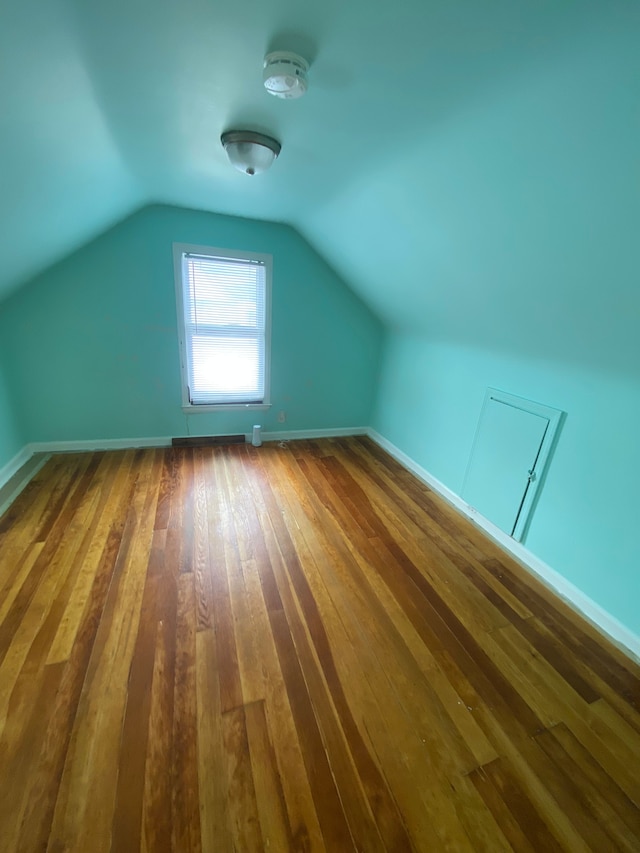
[263,51,309,100]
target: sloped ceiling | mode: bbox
[1,0,638,371]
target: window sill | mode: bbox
[182,403,272,414]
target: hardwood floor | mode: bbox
[0,436,639,852]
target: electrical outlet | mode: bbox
[277,411,286,423]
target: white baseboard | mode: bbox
[28,428,368,453]
[0,447,51,518]
[0,445,33,490]
[367,429,640,663]
[254,426,368,443]
[28,436,173,453]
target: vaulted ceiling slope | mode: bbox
[1,0,638,372]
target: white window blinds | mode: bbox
[181,252,267,405]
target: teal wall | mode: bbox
[0,204,382,443]
[374,335,640,635]
[0,356,23,471]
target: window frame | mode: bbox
[173,242,272,412]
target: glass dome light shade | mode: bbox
[221,131,281,176]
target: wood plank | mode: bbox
[229,459,325,849]
[222,704,264,851]
[194,628,233,853]
[535,725,640,851]
[260,448,487,849]
[171,571,202,853]
[273,447,499,773]
[0,661,65,851]
[469,758,565,852]
[0,453,100,669]
[204,449,244,714]
[254,451,419,850]
[191,448,213,631]
[547,722,640,841]
[482,556,640,710]
[270,606,356,850]
[47,450,160,853]
[244,699,295,851]
[141,578,177,853]
[110,571,160,852]
[14,524,128,852]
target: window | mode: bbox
[174,244,272,409]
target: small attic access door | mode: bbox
[462,389,563,542]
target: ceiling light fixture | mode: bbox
[263,51,309,99]
[220,130,281,176]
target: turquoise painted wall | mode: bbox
[374,334,640,635]
[0,204,382,443]
[0,356,23,472]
